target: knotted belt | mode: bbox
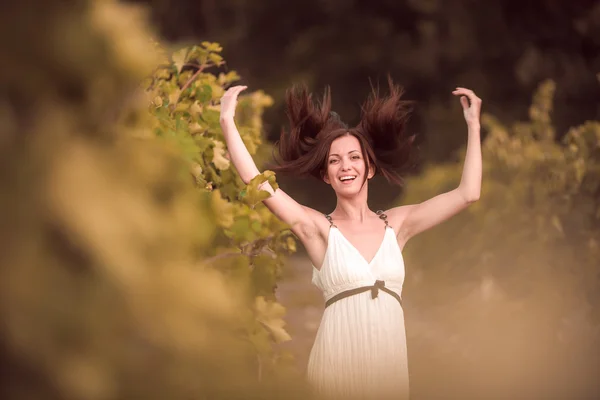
[324,280,403,308]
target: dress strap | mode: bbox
[325,214,337,228]
[376,210,389,228]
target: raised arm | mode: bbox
[392,87,482,243]
[219,86,321,240]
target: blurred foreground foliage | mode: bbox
[0,0,310,399]
[401,80,600,398]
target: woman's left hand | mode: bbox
[453,87,482,126]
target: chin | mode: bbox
[333,182,364,197]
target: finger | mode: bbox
[453,88,480,105]
[223,85,247,97]
[235,86,248,97]
[460,95,470,110]
[452,88,474,96]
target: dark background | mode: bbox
[131,0,599,210]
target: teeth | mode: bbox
[340,176,356,181]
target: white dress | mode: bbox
[307,213,409,400]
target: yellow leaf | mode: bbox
[212,141,230,170]
[189,122,204,135]
[210,84,225,100]
[208,53,224,66]
[172,48,187,73]
[189,101,203,116]
[255,296,291,343]
[211,190,234,228]
[168,89,180,106]
[202,41,223,52]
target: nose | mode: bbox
[341,159,351,171]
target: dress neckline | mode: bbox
[324,210,391,266]
[331,225,391,266]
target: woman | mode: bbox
[220,80,482,399]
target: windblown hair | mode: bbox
[272,77,416,185]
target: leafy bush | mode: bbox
[400,80,600,398]
[0,0,307,399]
[145,40,301,377]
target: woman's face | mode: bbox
[324,134,373,196]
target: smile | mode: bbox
[339,175,357,183]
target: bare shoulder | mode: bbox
[384,205,417,236]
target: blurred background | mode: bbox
[135,0,600,210]
[1,0,599,399]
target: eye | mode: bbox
[329,159,339,164]
[351,155,361,160]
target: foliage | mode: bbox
[138,0,600,153]
[399,80,600,398]
[0,0,309,399]
[144,40,300,374]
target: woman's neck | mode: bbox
[331,186,373,222]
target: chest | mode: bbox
[332,222,389,265]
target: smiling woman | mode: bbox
[219,79,482,399]
[272,80,415,187]
[324,137,372,194]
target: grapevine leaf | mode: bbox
[211,190,234,228]
[202,41,223,52]
[172,48,187,73]
[240,172,278,207]
[229,215,258,243]
[195,84,213,103]
[208,53,224,66]
[254,296,291,343]
[201,108,221,127]
[212,140,230,170]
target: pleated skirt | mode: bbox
[306,291,409,400]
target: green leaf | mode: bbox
[200,108,221,127]
[195,84,213,103]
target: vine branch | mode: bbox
[200,234,278,266]
[173,63,208,108]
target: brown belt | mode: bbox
[325,280,403,308]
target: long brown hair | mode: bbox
[272,77,415,185]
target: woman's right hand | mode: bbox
[220,85,247,120]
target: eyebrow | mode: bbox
[329,150,361,157]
